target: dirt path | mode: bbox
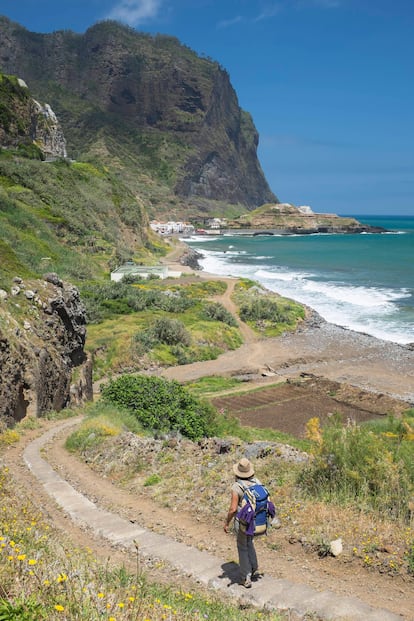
[3,420,412,620]
[161,273,414,405]
[3,244,413,619]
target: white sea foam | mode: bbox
[180,235,219,242]
[302,281,409,309]
[195,249,414,344]
[256,268,315,282]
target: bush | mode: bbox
[81,282,194,322]
[151,317,191,346]
[100,375,218,440]
[202,302,238,326]
[240,297,287,323]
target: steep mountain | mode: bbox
[0,16,277,216]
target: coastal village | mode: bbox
[149,217,224,236]
[149,204,317,237]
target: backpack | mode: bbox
[237,481,270,536]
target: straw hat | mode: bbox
[233,457,254,479]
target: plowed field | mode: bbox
[210,377,401,437]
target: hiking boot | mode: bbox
[252,569,263,581]
[240,574,252,588]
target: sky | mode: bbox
[1,0,414,215]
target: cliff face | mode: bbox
[0,17,276,210]
[0,273,92,428]
[0,73,67,158]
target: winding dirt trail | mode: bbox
[3,419,413,620]
[160,271,414,405]
[3,247,413,619]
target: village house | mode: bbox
[150,220,195,235]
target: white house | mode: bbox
[110,263,182,282]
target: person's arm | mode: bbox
[224,490,239,533]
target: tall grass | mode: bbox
[300,413,414,521]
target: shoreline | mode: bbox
[164,240,414,406]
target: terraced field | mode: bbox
[210,377,398,437]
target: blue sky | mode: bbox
[1,0,414,215]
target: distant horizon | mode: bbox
[339,213,413,218]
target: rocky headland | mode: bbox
[224,202,387,235]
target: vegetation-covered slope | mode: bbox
[0,153,162,288]
[0,16,277,217]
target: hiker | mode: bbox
[223,457,274,588]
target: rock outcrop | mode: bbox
[0,274,92,428]
[31,97,67,159]
[0,73,67,158]
[226,203,387,234]
[0,16,275,209]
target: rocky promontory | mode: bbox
[224,203,387,235]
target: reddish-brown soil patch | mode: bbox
[211,376,405,437]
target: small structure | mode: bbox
[297,205,314,215]
[150,221,194,235]
[110,263,181,282]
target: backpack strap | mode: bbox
[236,477,258,493]
[237,479,259,514]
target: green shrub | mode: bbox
[144,473,161,486]
[17,143,44,160]
[202,302,238,326]
[0,596,47,620]
[133,329,156,354]
[100,375,217,440]
[81,282,194,323]
[151,317,191,346]
[240,297,287,322]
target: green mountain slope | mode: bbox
[0,152,164,287]
[0,16,277,217]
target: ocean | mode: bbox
[182,215,414,345]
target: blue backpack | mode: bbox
[237,481,270,536]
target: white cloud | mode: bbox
[216,15,244,29]
[106,0,164,26]
[254,4,282,22]
[217,3,282,29]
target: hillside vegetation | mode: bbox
[0,16,276,217]
[0,153,163,288]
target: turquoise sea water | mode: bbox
[183,215,414,345]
